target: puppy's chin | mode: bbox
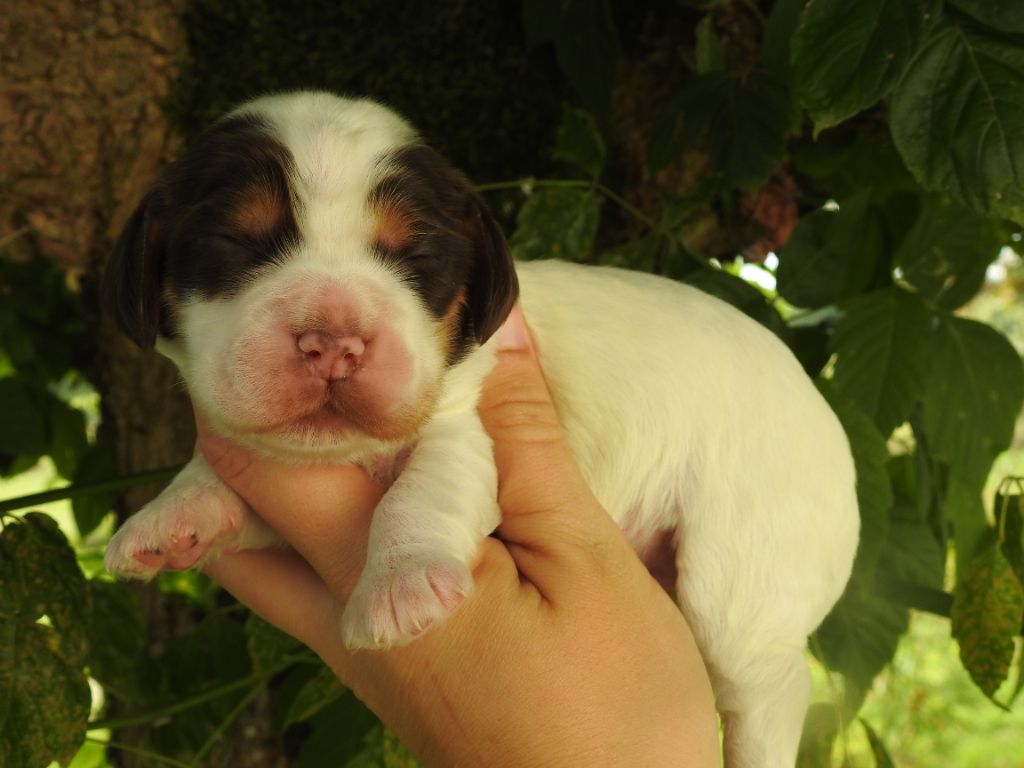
[201,392,436,464]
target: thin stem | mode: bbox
[85,735,193,768]
[189,684,264,767]
[89,653,316,732]
[90,673,263,731]
[475,177,701,262]
[0,465,182,513]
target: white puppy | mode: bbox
[103,91,859,768]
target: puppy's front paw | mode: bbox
[340,558,472,650]
[105,483,247,580]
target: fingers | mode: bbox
[480,306,635,596]
[197,418,384,599]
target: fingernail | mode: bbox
[495,305,531,351]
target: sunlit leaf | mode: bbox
[951,541,1024,699]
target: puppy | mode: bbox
[103,91,859,768]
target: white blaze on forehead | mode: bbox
[233,92,418,265]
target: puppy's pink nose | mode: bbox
[297,330,366,380]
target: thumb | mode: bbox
[479,306,630,589]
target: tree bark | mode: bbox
[1,2,284,765]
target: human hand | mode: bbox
[199,305,720,767]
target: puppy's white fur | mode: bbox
[106,92,859,768]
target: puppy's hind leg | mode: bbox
[719,648,810,768]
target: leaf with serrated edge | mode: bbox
[891,17,1024,221]
[832,287,936,436]
[509,187,603,262]
[791,0,941,130]
[923,317,1024,487]
[951,542,1024,699]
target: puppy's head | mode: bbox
[104,91,518,457]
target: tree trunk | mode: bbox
[1,2,284,765]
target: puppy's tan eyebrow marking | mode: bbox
[230,182,290,238]
[372,200,415,252]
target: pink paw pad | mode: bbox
[105,485,245,580]
[340,558,472,650]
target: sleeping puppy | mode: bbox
[103,91,859,768]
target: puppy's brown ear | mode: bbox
[465,196,518,344]
[102,194,167,348]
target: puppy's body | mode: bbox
[104,92,859,768]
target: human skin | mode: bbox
[199,306,721,768]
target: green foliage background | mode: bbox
[2,0,1024,766]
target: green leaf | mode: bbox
[345,724,420,768]
[72,446,115,538]
[860,718,897,767]
[950,0,1024,33]
[553,107,606,179]
[695,16,725,74]
[598,233,661,272]
[0,377,47,457]
[246,612,303,674]
[831,287,937,436]
[0,515,92,768]
[791,132,916,200]
[47,396,89,480]
[996,490,1023,587]
[83,580,146,700]
[295,694,379,767]
[791,0,941,131]
[762,0,806,78]
[0,512,89,664]
[895,195,1008,309]
[777,195,886,308]
[285,665,347,726]
[648,71,794,185]
[814,578,909,715]
[509,186,603,261]
[890,17,1024,221]
[923,316,1024,488]
[706,72,795,187]
[797,702,840,768]
[0,623,91,768]
[877,513,946,591]
[951,541,1024,699]
[819,383,895,580]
